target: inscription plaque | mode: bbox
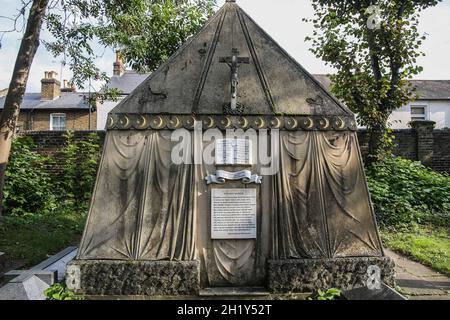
[215,139,252,165]
[211,189,257,239]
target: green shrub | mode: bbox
[366,157,450,228]
[44,283,84,300]
[308,288,342,300]
[57,131,100,212]
[3,137,57,216]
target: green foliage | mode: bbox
[2,137,57,216]
[96,0,216,73]
[3,132,100,216]
[308,288,342,300]
[0,209,86,266]
[58,131,100,212]
[43,0,216,92]
[304,0,441,161]
[381,227,450,277]
[366,157,450,228]
[44,283,84,300]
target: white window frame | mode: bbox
[409,103,428,121]
[50,113,67,131]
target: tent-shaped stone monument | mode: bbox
[67,0,394,296]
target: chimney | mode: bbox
[61,79,76,93]
[113,51,125,76]
[41,71,61,100]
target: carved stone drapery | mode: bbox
[77,129,383,287]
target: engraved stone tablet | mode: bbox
[215,139,252,165]
[211,189,257,239]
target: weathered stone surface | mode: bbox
[0,274,49,300]
[268,257,395,293]
[66,260,200,296]
[0,252,6,273]
[343,283,406,300]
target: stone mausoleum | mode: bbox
[67,0,394,296]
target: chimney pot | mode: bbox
[41,70,61,100]
[113,51,125,76]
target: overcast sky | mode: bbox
[0,0,449,93]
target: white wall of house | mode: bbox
[96,96,125,130]
[389,100,450,129]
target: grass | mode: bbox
[0,210,87,267]
[381,226,450,277]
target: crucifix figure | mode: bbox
[219,48,250,110]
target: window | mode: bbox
[410,105,427,121]
[50,113,66,131]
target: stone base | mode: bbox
[66,260,200,296]
[268,257,395,293]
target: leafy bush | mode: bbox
[3,132,100,216]
[44,283,84,300]
[57,131,100,212]
[366,157,450,228]
[308,288,342,300]
[2,137,57,216]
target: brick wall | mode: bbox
[432,129,450,173]
[16,126,450,174]
[357,129,418,161]
[19,130,106,156]
[358,121,449,173]
[16,131,106,177]
[17,110,97,131]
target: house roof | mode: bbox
[0,92,90,110]
[108,71,150,94]
[111,1,351,116]
[410,80,450,100]
[313,75,450,101]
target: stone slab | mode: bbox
[66,260,200,296]
[408,295,450,300]
[32,246,77,270]
[343,283,406,300]
[4,270,56,285]
[2,246,77,286]
[268,257,395,293]
[0,274,48,300]
[199,287,270,297]
[42,247,78,281]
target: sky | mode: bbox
[0,0,449,93]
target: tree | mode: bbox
[304,0,441,163]
[0,0,49,218]
[0,0,216,216]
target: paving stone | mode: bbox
[343,283,406,300]
[385,249,442,277]
[199,287,270,297]
[384,249,450,299]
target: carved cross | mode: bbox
[219,48,250,110]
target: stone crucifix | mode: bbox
[219,48,250,110]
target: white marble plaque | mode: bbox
[211,188,257,239]
[215,139,252,165]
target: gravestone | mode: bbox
[67,0,394,296]
[0,274,49,300]
[0,247,77,300]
